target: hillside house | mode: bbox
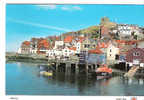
[138,40,144,48]
[17,48,22,54]
[30,38,39,54]
[54,41,64,49]
[64,35,73,46]
[81,38,92,51]
[62,47,76,57]
[46,49,63,59]
[113,24,142,40]
[106,42,119,64]
[97,41,110,53]
[37,39,50,54]
[74,36,85,54]
[20,41,31,54]
[126,48,144,67]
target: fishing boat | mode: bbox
[92,64,112,80]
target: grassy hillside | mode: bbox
[76,25,100,34]
[56,17,117,41]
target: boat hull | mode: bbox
[92,72,112,80]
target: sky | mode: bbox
[6,4,144,52]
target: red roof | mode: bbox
[23,41,30,46]
[116,40,138,45]
[69,47,76,51]
[78,37,85,43]
[38,39,50,49]
[88,47,103,54]
[64,36,73,43]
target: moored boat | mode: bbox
[40,70,53,76]
[39,65,53,76]
[92,64,112,79]
[43,71,53,76]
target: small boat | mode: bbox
[39,65,53,76]
[92,64,112,79]
[43,71,53,76]
[40,71,53,76]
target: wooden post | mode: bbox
[86,63,88,75]
[55,62,58,73]
[75,63,79,75]
[126,62,127,72]
[66,63,71,75]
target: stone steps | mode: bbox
[124,66,139,78]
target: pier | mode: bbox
[50,60,98,75]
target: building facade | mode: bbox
[126,48,144,67]
[20,41,31,54]
[106,43,119,64]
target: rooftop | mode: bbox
[64,36,73,43]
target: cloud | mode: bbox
[72,6,82,10]
[35,5,57,10]
[61,6,70,11]
[7,18,72,32]
[61,6,82,11]
[35,5,82,11]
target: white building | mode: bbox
[17,48,22,54]
[117,24,133,36]
[46,49,55,58]
[62,47,76,57]
[74,41,81,54]
[106,43,119,62]
[46,47,76,58]
[62,47,71,57]
[54,41,64,49]
[113,24,141,37]
[30,48,37,54]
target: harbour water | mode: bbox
[6,62,144,96]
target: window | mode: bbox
[115,55,119,60]
[133,52,140,56]
[110,49,112,52]
[84,44,90,48]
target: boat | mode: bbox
[40,70,53,76]
[43,71,53,76]
[92,64,112,80]
[39,65,53,76]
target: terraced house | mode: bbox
[18,41,31,54]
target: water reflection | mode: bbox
[6,62,144,96]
